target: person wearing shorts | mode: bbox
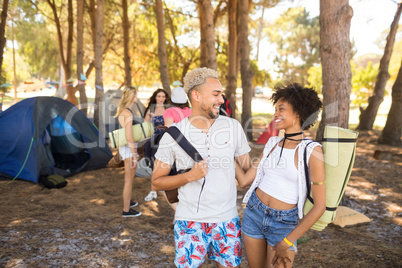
[235,83,326,267]
[152,68,251,268]
[115,86,142,218]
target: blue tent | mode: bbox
[0,97,113,183]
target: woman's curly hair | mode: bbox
[270,83,322,130]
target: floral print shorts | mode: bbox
[173,216,242,268]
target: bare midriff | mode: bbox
[255,187,297,210]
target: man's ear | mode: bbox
[192,90,200,102]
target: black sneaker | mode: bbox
[122,209,142,217]
[130,200,138,208]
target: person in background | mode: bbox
[163,83,192,127]
[144,88,170,135]
[144,88,170,202]
[235,83,326,267]
[115,86,142,217]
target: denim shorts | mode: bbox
[242,190,299,251]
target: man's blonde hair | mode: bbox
[183,68,219,101]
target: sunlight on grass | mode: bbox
[346,186,378,201]
[160,244,175,255]
[90,198,105,205]
[142,200,159,217]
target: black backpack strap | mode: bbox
[136,102,144,118]
[165,126,203,162]
[165,126,204,212]
[304,140,337,212]
[303,141,315,204]
[126,107,146,138]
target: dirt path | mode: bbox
[1,130,401,267]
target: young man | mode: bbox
[152,68,251,268]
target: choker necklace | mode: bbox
[277,132,304,165]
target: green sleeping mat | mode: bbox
[303,126,359,231]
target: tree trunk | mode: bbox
[378,59,402,146]
[94,0,105,137]
[200,0,217,70]
[357,3,402,131]
[226,0,237,118]
[47,0,77,105]
[0,0,9,79]
[77,0,87,116]
[255,5,265,62]
[198,1,207,68]
[155,0,171,94]
[316,1,353,141]
[122,0,132,87]
[238,0,253,141]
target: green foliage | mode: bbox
[351,61,378,107]
[251,60,271,87]
[307,65,322,94]
[10,3,59,81]
[266,7,320,85]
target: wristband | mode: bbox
[283,237,294,247]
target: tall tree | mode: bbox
[226,0,237,118]
[77,0,87,115]
[122,0,131,87]
[155,0,170,93]
[94,0,105,136]
[238,0,253,140]
[357,3,402,130]
[316,0,353,141]
[0,0,9,79]
[47,0,76,105]
[378,59,402,146]
[199,0,217,70]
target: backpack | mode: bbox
[40,174,68,189]
[143,126,203,203]
[302,126,358,231]
[219,94,232,117]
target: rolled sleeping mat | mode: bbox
[303,126,359,231]
[109,122,154,149]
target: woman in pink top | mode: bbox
[163,86,192,127]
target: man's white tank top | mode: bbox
[258,144,299,204]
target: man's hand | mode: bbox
[188,158,208,182]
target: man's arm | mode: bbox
[151,158,208,191]
[235,153,251,171]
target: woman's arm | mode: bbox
[235,151,263,187]
[272,145,326,266]
[118,110,138,168]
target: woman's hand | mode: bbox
[272,240,292,268]
[130,154,138,169]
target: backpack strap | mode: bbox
[127,108,146,138]
[303,141,315,205]
[304,141,337,212]
[136,102,144,118]
[165,126,204,212]
[165,126,203,162]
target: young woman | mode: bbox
[115,86,142,217]
[144,88,170,136]
[144,88,170,201]
[236,83,326,267]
